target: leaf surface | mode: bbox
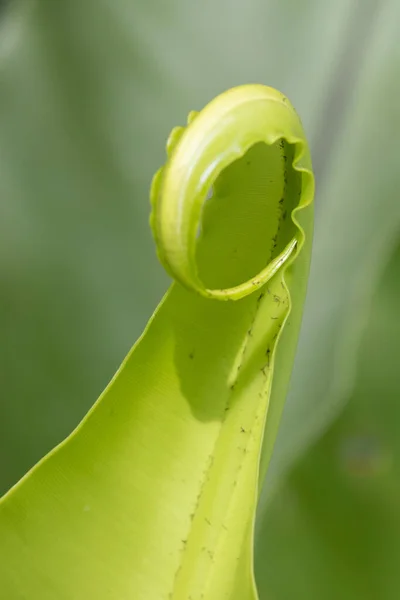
[0,85,313,599]
[0,0,351,493]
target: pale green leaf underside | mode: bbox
[0,85,314,599]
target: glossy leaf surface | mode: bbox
[0,0,350,495]
[3,1,400,598]
[0,85,314,599]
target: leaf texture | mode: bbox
[0,85,313,599]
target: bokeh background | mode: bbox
[1,1,400,598]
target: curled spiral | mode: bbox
[150,84,314,301]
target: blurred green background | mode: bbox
[1,0,400,598]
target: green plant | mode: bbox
[0,85,313,599]
[3,2,400,599]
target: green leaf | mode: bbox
[0,86,313,599]
[0,0,353,494]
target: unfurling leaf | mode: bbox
[0,85,314,600]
